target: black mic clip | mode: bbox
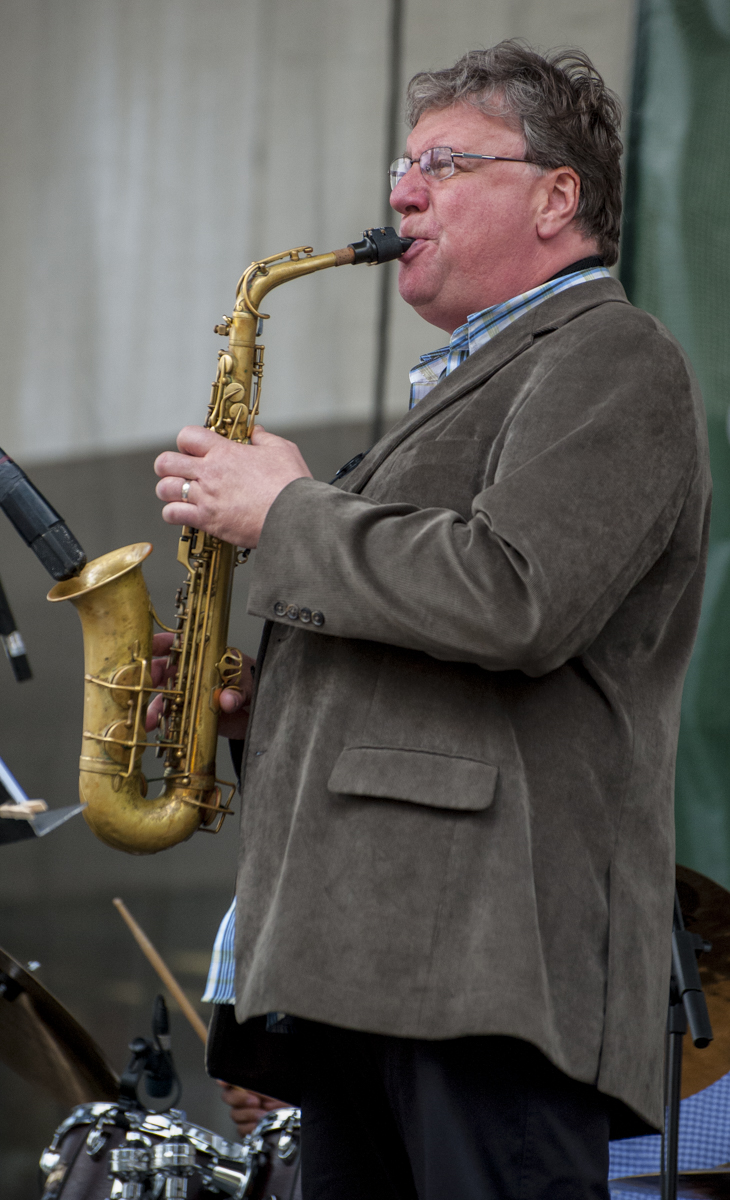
[119,995,181,1111]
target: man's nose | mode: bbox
[390,163,429,214]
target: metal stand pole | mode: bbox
[662,993,686,1200]
[0,571,31,681]
[371,0,405,446]
[660,889,714,1200]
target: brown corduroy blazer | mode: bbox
[231,278,710,1132]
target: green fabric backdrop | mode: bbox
[622,0,730,883]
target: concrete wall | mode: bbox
[0,2,636,1194]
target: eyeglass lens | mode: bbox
[389,147,456,190]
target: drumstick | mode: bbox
[113,896,208,1045]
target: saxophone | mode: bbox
[47,227,412,855]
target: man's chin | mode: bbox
[397,266,439,313]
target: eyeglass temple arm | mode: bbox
[455,152,529,163]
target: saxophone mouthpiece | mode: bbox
[346,226,414,265]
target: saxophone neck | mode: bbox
[234,226,413,321]
[236,247,344,320]
[211,227,412,444]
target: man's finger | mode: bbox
[145,693,163,732]
[176,425,220,456]
[219,687,246,714]
[154,449,200,480]
[249,425,280,445]
[156,475,199,503]
[150,659,166,687]
[219,1083,257,1102]
[152,632,175,655]
[161,501,202,526]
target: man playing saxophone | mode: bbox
[154,42,710,1200]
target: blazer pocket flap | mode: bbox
[327,746,498,811]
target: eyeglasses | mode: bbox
[389,146,532,191]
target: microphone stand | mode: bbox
[0,570,31,682]
[661,890,713,1200]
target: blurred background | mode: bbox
[0,0,728,1196]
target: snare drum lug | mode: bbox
[205,1161,251,1198]
[86,1121,113,1158]
[108,1144,151,1199]
[152,1138,197,1197]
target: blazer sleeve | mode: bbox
[246,319,705,676]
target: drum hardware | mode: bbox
[35,987,301,1198]
[39,1101,301,1199]
[151,1138,198,1198]
[108,1142,151,1199]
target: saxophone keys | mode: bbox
[222,381,244,402]
[101,720,146,769]
[109,662,153,710]
[228,403,249,440]
[217,647,243,688]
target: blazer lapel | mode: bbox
[337,277,628,496]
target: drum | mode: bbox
[39,1101,302,1200]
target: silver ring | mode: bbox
[181,480,192,503]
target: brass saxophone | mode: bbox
[47,228,412,855]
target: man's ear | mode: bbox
[535,167,581,241]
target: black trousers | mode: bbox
[298,1023,610,1200]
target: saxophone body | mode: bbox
[48,228,411,854]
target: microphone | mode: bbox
[0,449,86,581]
[0,574,31,681]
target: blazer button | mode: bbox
[286,604,300,620]
[312,611,325,627]
[299,608,312,623]
[274,601,286,617]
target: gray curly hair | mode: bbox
[405,41,623,266]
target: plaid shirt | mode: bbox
[201,897,236,1004]
[202,262,609,1009]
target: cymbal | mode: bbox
[677,865,730,1098]
[0,945,118,1106]
[610,1168,730,1197]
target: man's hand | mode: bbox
[145,632,254,740]
[154,425,312,548]
[218,1081,286,1138]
